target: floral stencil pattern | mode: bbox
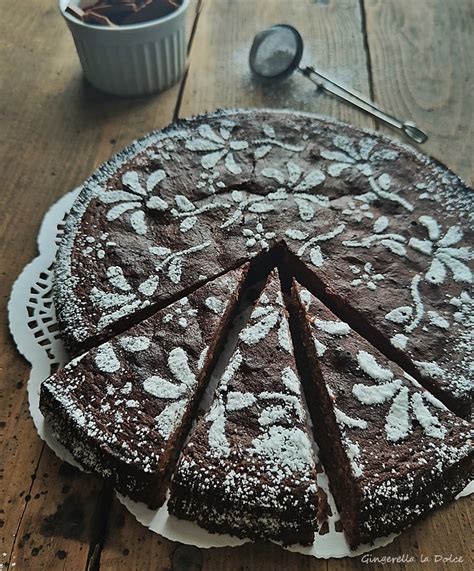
[350,262,385,291]
[367,174,414,211]
[150,241,211,284]
[320,134,398,178]
[408,216,473,284]
[289,223,346,269]
[260,161,327,221]
[90,267,159,331]
[142,347,197,439]
[351,351,447,442]
[185,121,249,174]
[94,334,151,374]
[253,123,305,159]
[100,170,168,235]
[242,221,276,251]
[342,214,473,282]
[207,359,306,460]
[170,194,232,234]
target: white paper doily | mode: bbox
[8,189,472,559]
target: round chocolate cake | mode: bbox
[42,109,473,549]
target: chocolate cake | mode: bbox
[40,265,250,508]
[43,108,473,548]
[54,109,473,417]
[168,270,320,546]
[289,281,473,548]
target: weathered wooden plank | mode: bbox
[99,499,176,570]
[1,372,44,570]
[179,0,374,130]
[406,495,472,571]
[364,0,473,184]
[202,543,328,571]
[5,451,105,571]
[0,1,199,569]
[100,497,473,571]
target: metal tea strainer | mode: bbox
[249,24,428,144]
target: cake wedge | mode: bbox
[290,280,473,548]
[40,265,250,508]
[168,269,320,546]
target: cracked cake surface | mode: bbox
[168,270,320,546]
[290,280,473,547]
[40,265,249,508]
[54,108,473,415]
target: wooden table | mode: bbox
[1,1,472,569]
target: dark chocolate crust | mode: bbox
[40,265,250,508]
[289,280,473,548]
[168,270,319,546]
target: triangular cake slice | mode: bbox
[290,280,472,548]
[284,242,473,418]
[168,270,320,546]
[40,265,250,508]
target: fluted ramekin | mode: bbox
[59,0,189,97]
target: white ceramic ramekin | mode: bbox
[59,0,189,96]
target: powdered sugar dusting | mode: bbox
[357,351,394,382]
[277,317,293,354]
[95,342,120,373]
[281,367,300,394]
[334,407,368,430]
[313,319,350,336]
[414,360,445,379]
[314,338,327,356]
[385,387,411,442]
[411,393,446,439]
[107,266,131,292]
[118,335,151,352]
[207,402,230,458]
[251,425,314,474]
[227,392,257,411]
[240,311,279,345]
[155,399,187,439]
[205,296,225,315]
[352,380,403,405]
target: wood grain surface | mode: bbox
[364,0,474,184]
[0,1,472,570]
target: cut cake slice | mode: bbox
[40,265,250,508]
[290,280,472,548]
[168,269,320,546]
